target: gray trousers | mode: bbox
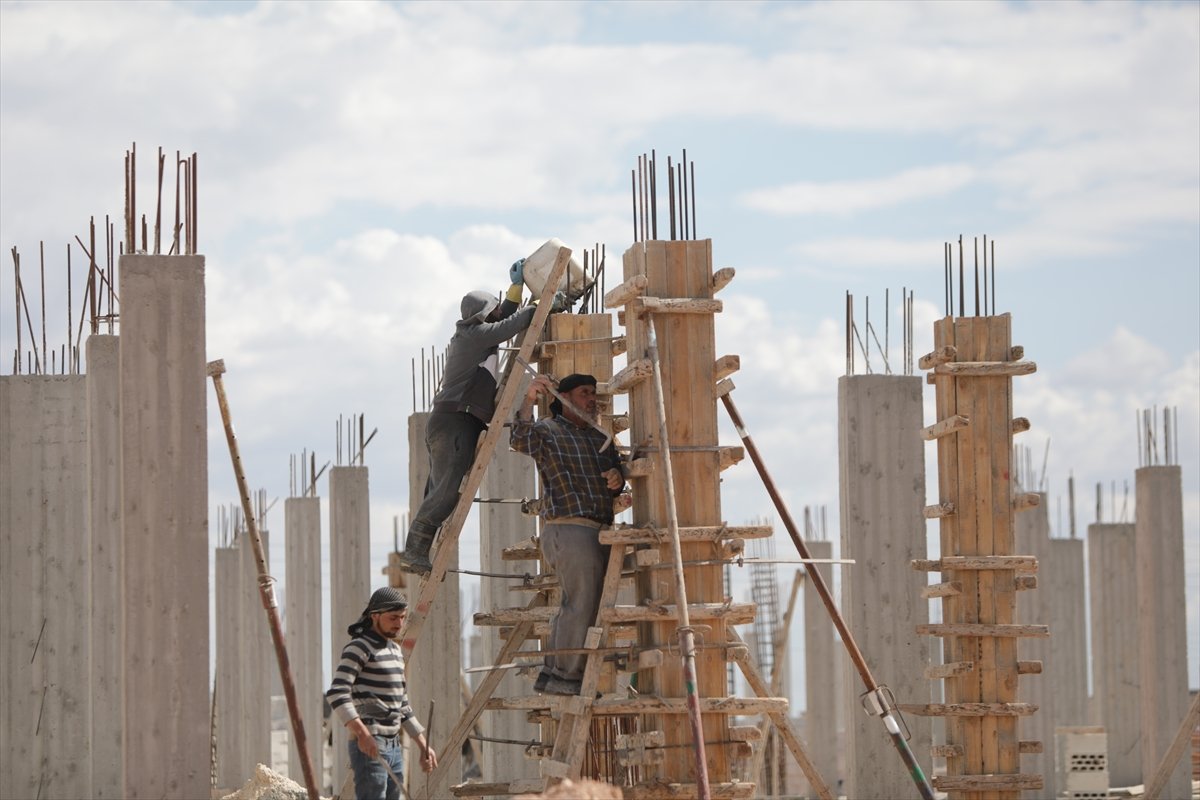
[408,410,485,542]
[540,522,609,680]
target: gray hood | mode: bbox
[460,290,499,325]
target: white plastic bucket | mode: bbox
[522,238,591,305]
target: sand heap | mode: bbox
[221,764,309,800]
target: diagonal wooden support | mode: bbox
[541,543,628,785]
[727,628,835,800]
[400,247,571,661]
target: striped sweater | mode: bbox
[326,630,424,738]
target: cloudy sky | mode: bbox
[2,0,1197,700]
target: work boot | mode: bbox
[399,530,434,577]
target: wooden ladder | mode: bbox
[398,247,571,662]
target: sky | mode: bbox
[1,0,1197,712]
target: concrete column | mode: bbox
[1047,538,1088,728]
[837,374,931,799]
[87,335,123,798]
[479,445,540,784]
[405,412,461,798]
[242,529,272,774]
[215,545,246,789]
[329,465,371,793]
[285,496,324,788]
[1015,493,1055,798]
[802,539,839,798]
[1087,522,1140,787]
[119,254,208,798]
[1135,465,1190,799]
[0,375,91,799]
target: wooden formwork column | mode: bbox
[623,239,730,785]
[918,314,1043,799]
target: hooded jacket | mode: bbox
[433,290,536,422]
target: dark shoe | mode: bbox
[533,671,551,693]
[543,676,582,696]
[398,549,432,577]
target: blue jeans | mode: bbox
[348,734,404,800]
[408,410,485,542]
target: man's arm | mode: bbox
[510,375,553,456]
[327,640,379,757]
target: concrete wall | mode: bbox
[0,375,91,799]
[479,445,540,784]
[215,545,246,789]
[242,529,273,773]
[329,465,371,793]
[405,412,461,797]
[1135,465,1190,799]
[285,496,324,788]
[1047,538,1088,729]
[120,254,209,799]
[87,335,122,798]
[1087,522,1140,787]
[802,539,840,798]
[836,374,931,799]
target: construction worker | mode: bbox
[399,259,564,576]
[511,373,627,696]
[326,587,437,800]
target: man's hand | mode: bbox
[602,468,624,491]
[526,375,553,405]
[416,735,438,773]
[348,719,378,759]
[510,258,525,285]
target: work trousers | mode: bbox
[348,734,404,800]
[541,522,609,680]
[408,410,485,542]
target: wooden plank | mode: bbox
[600,602,755,625]
[922,501,956,519]
[711,267,735,294]
[932,774,1043,791]
[631,296,723,316]
[926,661,975,679]
[922,581,962,599]
[713,354,740,381]
[933,360,1037,377]
[915,623,1048,638]
[922,414,970,441]
[918,344,958,368]
[400,248,569,661]
[599,524,770,545]
[604,274,648,308]
[602,358,652,395]
[898,702,1038,717]
[912,555,1038,572]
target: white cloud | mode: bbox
[742,164,976,216]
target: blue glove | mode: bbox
[549,290,569,313]
[509,258,525,285]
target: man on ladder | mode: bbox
[399,258,565,575]
[511,373,628,696]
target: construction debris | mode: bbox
[219,763,308,800]
[514,778,623,799]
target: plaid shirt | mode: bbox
[510,415,624,524]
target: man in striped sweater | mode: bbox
[327,587,437,799]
